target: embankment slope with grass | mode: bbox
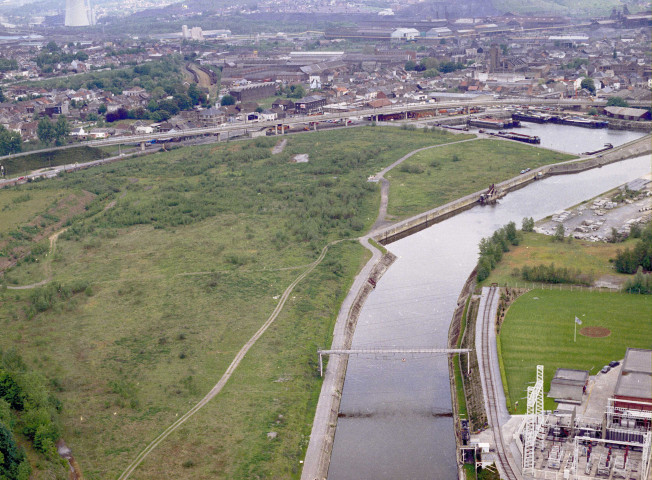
[387,139,574,219]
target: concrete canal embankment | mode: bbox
[301,249,395,480]
[607,118,652,131]
[375,134,651,245]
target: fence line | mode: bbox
[505,282,623,294]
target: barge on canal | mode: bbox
[512,112,609,129]
[468,117,521,129]
[490,131,541,144]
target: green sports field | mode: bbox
[498,289,652,414]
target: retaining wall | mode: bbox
[375,134,651,245]
[607,119,652,131]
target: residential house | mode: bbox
[272,98,295,111]
[294,95,326,114]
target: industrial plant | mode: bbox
[472,349,652,480]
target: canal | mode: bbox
[327,126,650,480]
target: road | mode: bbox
[0,96,634,162]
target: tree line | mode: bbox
[0,349,64,479]
[476,221,521,281]
[514,263,593,285]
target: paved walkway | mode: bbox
[300,237,380,480]
[369,136,479,232]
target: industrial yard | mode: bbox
[536,176,652,242]
[520,349,651,480]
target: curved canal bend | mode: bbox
[327,126,650,479]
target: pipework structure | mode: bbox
[523,365,545,475]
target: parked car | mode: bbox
[609,361,620,368]
[601,365,611,374]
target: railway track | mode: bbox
[480,286,520,480]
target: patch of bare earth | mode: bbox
[57,439,84,480]
[272,139,287,154]
[580,326,611,338]
[594,274,627,289]
[291,154,309,163]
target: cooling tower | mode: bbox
[65,0,94,27]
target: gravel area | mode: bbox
[536,176,651,242]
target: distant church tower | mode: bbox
[65,0,94,27]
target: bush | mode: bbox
[519,263,593,285]
[553,224,565,242]
[220,94,235,106]
[398,164,424,174]
[521,217,535,232]
[623,266,651,294]
[613,224,652,273]
[0,422,31,480]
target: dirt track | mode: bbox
[118,241,339,479]
[6,226,68,290]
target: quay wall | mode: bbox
[375,134,651,245]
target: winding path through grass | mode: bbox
[370,136,478,232]
[6,226,67,290]
[120,135,479,479]
[117,240,341,479]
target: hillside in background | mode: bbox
[491,0,632,17]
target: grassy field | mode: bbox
[0,188,69,235]
[256,95,282,109]
[1,146,109,177]
[480,231,638,287]
[498,289,652,414]
[387,139,574,219]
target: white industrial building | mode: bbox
[390,28,420,41]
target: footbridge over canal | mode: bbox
[317,348,472,377]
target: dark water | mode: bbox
[328,135,651,479]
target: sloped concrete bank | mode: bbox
[301,249,396,480]
[375,134,651,245]
[447,267,478,465]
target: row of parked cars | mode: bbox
[601,360,620,374]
